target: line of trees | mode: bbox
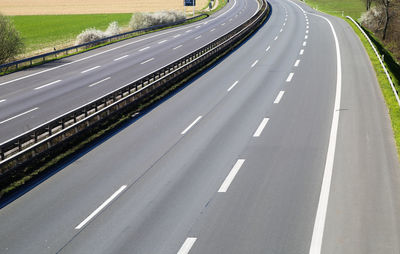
[361,0,400,60]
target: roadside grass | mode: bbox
[303,0,400,158]
[11,14,132,53]
[304,0,365,18]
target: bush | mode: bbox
[75,21,121,45]
[0,14,24,65]
[129,11,185,30]
[359,6,385,33]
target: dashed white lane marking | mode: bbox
[113,55,129,61]
[294,59,300,67]
[307,21,309,25]
[158,40,167,44]
[266,46,271,52]
[229,18,233,21]
[303,41,307,46]
[195,36,202,40]
[0,107,39,125]
[307,25,309,29]
[173,34,181,38]
[305,35,308,39]
[274,36,278,40]
[218,159,245,192]
[286,73,294,82]
[81,66,101,74]
[34,80,62,90]
[227,81,239,92]
[253,118,269,137]
[221,23,226,26]
[89,77,111,87]
[196,26,201,29]
[283,22,286,26]
[75,185,127,230]
[210,28,216,32]
[181,116,202,135]
[177,238,197,254]
[251,60,259,68]
[186,30,192,33]
[173,45,183,50]
[300,49,305,55]
[0,99,6,103]
[280,28,283,32]
[139,46,150,51]
[140,58,154,65]
[274,91,285,104]
[306,30,309,34]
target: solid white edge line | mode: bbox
[173,45,183,50]
[139,46,150,51]
[81,66,101,74]
[34,80,62,90]
[140,58,154,65]
[218,159,245,192]
[113,55,129,61]
[286,72,294,82]
[274,90,285,104]
[0,107,39,125]
[251,60,259,68]
[227,81,239,92]
[294,59,300,67]
[177,238,197,254]
[89,77,111,87]
[286,1,342,253]
[253,118,269,137]
[181,116,202,135]
[75,185,127,230]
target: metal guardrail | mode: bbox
[0,0,269,175]
[0,14,208,74]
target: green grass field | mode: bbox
[304,0,365,18]
[10,14,132,53]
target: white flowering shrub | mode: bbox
[75,21,121,45]
[129,11,185,30]
[359,6,385,32]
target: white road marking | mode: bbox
[195,36,202,40]
[177,238,197,254]
[181,116,202,135]
[307,21,309,25]
[173,34,181,38]
[294,59,300,67]
[113,55,129,61]
[218,159,245,192]
[158,40,167,44]
[274,36,278,40]
[307,25,309,29]
[229,18,233,22]
[196,26,201,29]
[306,30,309,34]
[173,45,183,50]
[75,185,127,230]
[221,23,226,26]
[34,80,62,90]
[89,77,111,87]
[286,73,294,82]
[251,60,259,68]
[227,81,239,92]
[274,91,285,104]
[0,107,39,125]
[266,46,270,52]
[280,28,283,32]
[300,49,305,55]
[210,28,216,32]
[139,46,150,51]
[140,58,154,65]
[253,118,269,137]
[81,66,101,74]
[303,41,307,46]
[186,30,192,33]
[283,22,286,26]
[0,99,6,103]
[305,35,308,39]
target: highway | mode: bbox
[1,0,400,253]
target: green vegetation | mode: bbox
[304,0,365,18]
[10,14,132,52]
[347,20,400,157]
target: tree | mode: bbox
[379,0,390,40]
[365,0,374,10]
[0,14,24,65]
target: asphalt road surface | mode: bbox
[0,0,399,253]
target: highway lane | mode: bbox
[1,0,400,253]
[0,0,259,143]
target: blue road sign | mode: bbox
[184,0,196,6]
